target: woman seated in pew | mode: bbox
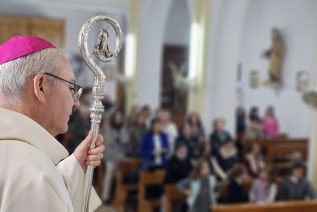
[178,159,217,212]
[140,118,169,171]
[211,139,239,180]
[200,141,226,183]
[210,118,232,155]
[165,144,192,184]
[102,109,129,202]
[245,106,262,140]
[126,111,147,158]
[244,142,266,178]
[262,106,280,138]
[176,122,200,162]
[249,167,277,203]
[277,162,316,201]
[227,164,249,203]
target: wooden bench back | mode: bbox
[114,159,141,212]
[218,178,254,202]
[263,138,308,163]
[139,170,166,186]
[138,170,166,212]
[164,184,186,212]
[117,158,141,174]
[213,200,317,212]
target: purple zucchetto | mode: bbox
[0,35,56,65]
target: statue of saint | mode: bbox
[263,28,284,85]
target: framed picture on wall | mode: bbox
[296,71,310,92]
[250,69,260,89]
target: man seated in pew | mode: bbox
[165,143,192,184]
[249,167,277,203]
[277,162,316,201]
[227,164,249,203]
[178,159,217,212]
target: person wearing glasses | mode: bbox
[0,36,104,212]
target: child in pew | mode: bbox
[163,144,192,212]
[178,159,217,212]
[227,164,249,203]
[277,161,316,201]
[164,143,192,184]
[249,167,277,203]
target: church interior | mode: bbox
[2,0,317,211]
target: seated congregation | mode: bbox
[60,99,316,212]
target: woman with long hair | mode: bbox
[178,159,217,212]
[249,167,277,203]
[102,109,129,202]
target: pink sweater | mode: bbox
[262,117,279,137]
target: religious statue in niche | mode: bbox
[168,60,189,91]
[262,28,284,86]
[168,60,188,113]
[161,46,188,125]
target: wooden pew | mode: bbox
[164,179,254,211]
[138,170,166,212]
[218,178,253,203]
[164,184,186,212]
[113,158,141,212]
[263,138,308,163]
[242,138,308,175]
[212,200,317,212]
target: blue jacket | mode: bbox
[140,131,169,170]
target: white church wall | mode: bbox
[163,0,190,46]
[204,0,250,135]
[134,0,173,109]
[204,0,317,138]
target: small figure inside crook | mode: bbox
[93,28,113,61]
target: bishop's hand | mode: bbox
[73,131,105,172]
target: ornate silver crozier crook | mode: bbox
[78,15,123,212]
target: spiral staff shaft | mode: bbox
[78,15,123,212]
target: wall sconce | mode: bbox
[250,69,260,89]
[296,71,310,92]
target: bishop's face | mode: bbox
[45,57,80,136]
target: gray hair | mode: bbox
[0,48,65,101]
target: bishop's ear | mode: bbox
[33,73,47,103]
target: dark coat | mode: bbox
[164,155,192,184]
[176,136,200,160]
[210,131,232,155]
[227,179,249,203]
[277,176,316,201]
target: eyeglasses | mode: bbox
[43,72,82,100]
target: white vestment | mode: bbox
[0,108,101,212]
